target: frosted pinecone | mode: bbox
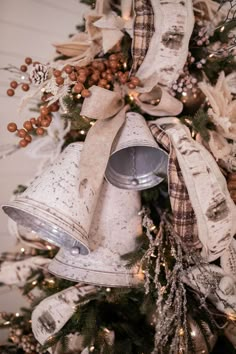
[30,63,49,85]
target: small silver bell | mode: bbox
[105,112,168,191]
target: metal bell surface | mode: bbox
[105,112,168,190]
[2,143,99,255]
[48,181,144,287]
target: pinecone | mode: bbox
[227,172,236,203]
[30,63,49,85]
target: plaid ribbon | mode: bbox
[149,124,201,249]
[131,0,155,74]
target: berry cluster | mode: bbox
[6,52,141,148]
[6,57,34,96]
[53,53,140,97]
[7,102,59,147]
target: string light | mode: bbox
[80,130,86,135]
[149,225,156,232]
[31,280,37,286]
[227,313,236,321]
[20,247,25,253]
[106,287,111,292]
[129,94,134,101]
[89,345,95,352]
[46,245,52,250]
[15,313,20,317]
[4,321,10,325]
[220,26,225,32]
[191,330,196,337]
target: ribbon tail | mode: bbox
[79,105,128,197]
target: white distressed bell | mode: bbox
[2,143,99,255]
[105,112,168,190]
[48,181,144,287]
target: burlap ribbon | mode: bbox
[79,85,126,197]
[79,85,183,200]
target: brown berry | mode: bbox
[99,79,108,86]
[30,118,36,125]
[73,83,83,93]
[119,75,127,84]
[69,72,77,81]
[78,75,86,83]
[36,127,45,135]
[81,89,91,98]
[7,88,15,96]
[78,68,87,75]
[20,65,27,72]
[25,57,32,65]
[128,82,135,89]
[130,76,140,86]
[18,129,27,138]
[92,61,99,69]
[10,81,18,89]
[7,122,17,132]
[64,65,73,74]
[22,84,29,91]
[24,134,32,142]
[97,62,105,72]
[53,70,61,77]
[41,119,51,127]
[101,72,107,79]
[36,116,42,126]
[56,77,64,85]
[106,74,113,82]
[109,54,117,61]
[23,121,33,131]
[91,73,100,82]
[40,106,49,116]
[109,60,118,69]
[50,103,59,112]
[19,139,28,147]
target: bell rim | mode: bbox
[48,256,144,287]
[105,145,168,190]
[2,199,90,255]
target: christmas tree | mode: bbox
[1,0,236,353]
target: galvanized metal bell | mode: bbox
[2,143,98,255]
[105,112,168,190]
[48,181,144,287]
